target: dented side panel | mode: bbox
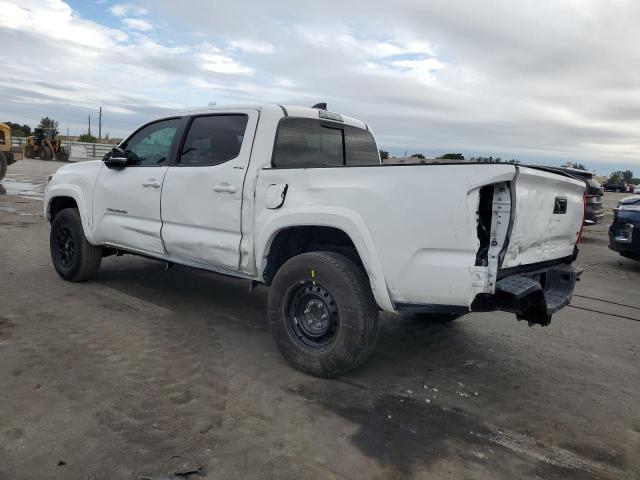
[256,164,518,311]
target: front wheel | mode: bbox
[50,208,102,281]
[268,251,379,377]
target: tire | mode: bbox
[41,147,51,160]
[0,152,6,181]
[50,208,102,281]
[268,251,379,377]
[25,146,34,158]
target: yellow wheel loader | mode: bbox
[23,128,69,162]
[0,122,18,181]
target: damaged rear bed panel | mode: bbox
[502,167,585,269]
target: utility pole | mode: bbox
[98,106,102,143]
[88,114,91,136]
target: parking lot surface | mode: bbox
[1,159,639,479]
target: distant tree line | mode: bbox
[468,155,520,164]
[4,122,32,137]
[609,170,636,184]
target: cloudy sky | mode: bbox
[1,0,639,174]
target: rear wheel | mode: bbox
[0,152,7,181]
[50,208,102,281]
[268,251,379,377]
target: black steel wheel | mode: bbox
[285,282,340,351]
[50,208,102,281]
[268,251,379,377]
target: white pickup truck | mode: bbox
[45,104,585,377]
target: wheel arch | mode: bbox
[46,186,96,244]
[257,212,394,312]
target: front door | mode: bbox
[160,110,258,270]
[92,117,182,255]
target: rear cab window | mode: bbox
[272,117,379,168]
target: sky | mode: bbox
[0,0,639,175]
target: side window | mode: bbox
[0,129,5,145]
[344,125,380,166]
[179,115,248,167]
[272,118,344,168]
[123,118,181,166]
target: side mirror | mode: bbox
[103,147,127,169]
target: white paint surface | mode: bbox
[45,104,585,313]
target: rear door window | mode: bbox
[179,114,248,167]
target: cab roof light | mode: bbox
[311,103,343,122]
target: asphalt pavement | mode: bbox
[1,159,638,479]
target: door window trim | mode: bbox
[119,116,186,168]
[173,113,250,168]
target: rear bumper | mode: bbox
[473,263,582,326]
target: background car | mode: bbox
[609,196,640,260]
[603,179,627,192]
[555,167,605,225]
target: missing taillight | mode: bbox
[475,185,494,266]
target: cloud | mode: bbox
[109,3,148,17]
[229,39,275,54]
[122,18,153,31]
[0,0,639,172]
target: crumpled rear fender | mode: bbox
[256,206,395,312]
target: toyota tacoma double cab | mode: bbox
[44,104,585,377]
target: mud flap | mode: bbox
[494,264,582,326]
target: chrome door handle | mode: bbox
[142,181,161,188]
[213,184,237,193]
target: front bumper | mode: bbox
[609,216,640,259]
[473,263,582,326]
[584,203,604,225]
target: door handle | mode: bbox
[142,181,161,188]
[213,184,237,194]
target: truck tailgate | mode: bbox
[502,167,585,269]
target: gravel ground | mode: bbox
[1,159,639,480]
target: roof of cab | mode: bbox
[172,103,369,130]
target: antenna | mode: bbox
[311,103,327,110]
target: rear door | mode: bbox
[501,167,585,268]
[160,109,258,270]
[92,117,182,254]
